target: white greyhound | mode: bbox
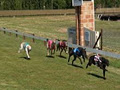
[18,42,32,59]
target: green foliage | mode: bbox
[0,0,120,10]
[95,0,120,8]
[53,0,66,9]
[0,0,71,10]
[65,0,72,9]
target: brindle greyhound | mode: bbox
[56,40,67,56]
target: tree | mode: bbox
[94,0,101,8]
[3,0,11,10]
[113,0,120,7]
[0,0,4,10]
[65,0,72,9]
[53,0,66,9]
[0,0,120,10]
[15,0,22,10]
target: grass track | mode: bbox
[0,31,120,90]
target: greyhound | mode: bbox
[18,42,32,59]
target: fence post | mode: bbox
[9,32,11,36]
[23,35,26,40]
[15,30,18,38]
[100,29,103,50]
[93,31,102,49]
[4,31,6,34]
[32,34,35,43]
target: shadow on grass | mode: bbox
[20,57,30,60]
[57,55,67,59]
[46,55,54,58]
[68,63,83,69]
[87,73,105,80]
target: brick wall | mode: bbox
[79,1,95,46]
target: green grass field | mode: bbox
[0,15,120,89]
[0,28,120,90]
[0,16,75,40]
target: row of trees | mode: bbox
[0,0,72,10]
[0,0,120,10]
[95,0,120,8]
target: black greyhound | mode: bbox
[68,47,88,65]
[86,55,109,80]
[56,40,67,56]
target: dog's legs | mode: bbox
[86,63,90,68]
[47,49,49,56]
[68,49,73,62]
[82,55,85,62]
[48,49,50,56]
[60,48,63,56]
[49,49,50,55]
[103,69,106,80]
[25,47,30,59]
[72,55,76,65]
[64,48,67,53]
[102,64,106,80]
[18,43,24,53]
[86,61,92,68]
[68,52,73,63]
[53,48,55,54]
[46,42,50,56]
[51,49,53,55]
[78,57,83,64]
[56,44,59,51]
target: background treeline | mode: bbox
[0,0,120,10]
[95,0,120,8]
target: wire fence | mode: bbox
[102,29,120,54]
[0,27,120,59]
